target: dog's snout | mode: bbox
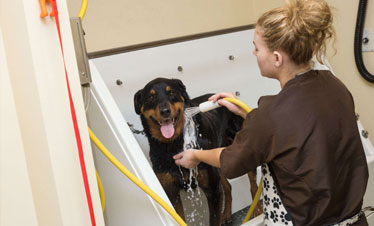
[159,102,171,118]
[160,107,171,117]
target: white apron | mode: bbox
[262,163,293,226]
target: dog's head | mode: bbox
[134,78,190,143]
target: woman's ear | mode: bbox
[273,51,283,67]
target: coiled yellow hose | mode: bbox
[88,128,187,226]
[222,97,263,224]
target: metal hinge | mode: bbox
[70,17,91,86]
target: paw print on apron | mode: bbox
[262,163,293,226]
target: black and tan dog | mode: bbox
[134,77,261,225]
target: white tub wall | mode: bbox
[359,119,374,223]
[87,62,179,226]
[364,156,374,224]
[0,0,105,225]
[358,120,374,157]
[87,92,174,226]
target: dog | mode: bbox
[134,77,261,225]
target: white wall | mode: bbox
[0,25,39,226]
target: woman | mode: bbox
[174,0,369,225]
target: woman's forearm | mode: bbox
[194,147,224,168]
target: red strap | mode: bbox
[50,1,96,226]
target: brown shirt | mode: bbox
[220,70,369,226]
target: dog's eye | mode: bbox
[169,89,175,95]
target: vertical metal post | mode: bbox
[70,17,91,86]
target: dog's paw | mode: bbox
[221,217,233,226]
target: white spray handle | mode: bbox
[198,101,221,113]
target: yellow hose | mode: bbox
[95,169,105,212]
[222,97,263,224]
[223,97,252,113]
[88,128,187,226]
[242,179,263,223]
[78,0,88,20]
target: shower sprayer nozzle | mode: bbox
[198,101,221,113]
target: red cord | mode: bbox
[50,1,96,225]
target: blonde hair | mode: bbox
[256,0,335,65]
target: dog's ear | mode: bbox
[172,79,190,101]
[134,90,143,115]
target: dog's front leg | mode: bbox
[156,172,185,220]
[198,170,223,226]
[220,173,233,225]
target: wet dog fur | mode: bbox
[134,78,261,225]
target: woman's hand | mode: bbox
[174,149,201,169]
[209,92,248,119]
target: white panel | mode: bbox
[88,63,176,226]
[0,24,39,226]
[364,156,374,224]
[358,120,374,156]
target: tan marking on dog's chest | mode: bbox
[197,169,210,188]
[156,172,174,187]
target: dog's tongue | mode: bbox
[161,123,175,139]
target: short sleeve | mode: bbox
[220,97,275,179]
